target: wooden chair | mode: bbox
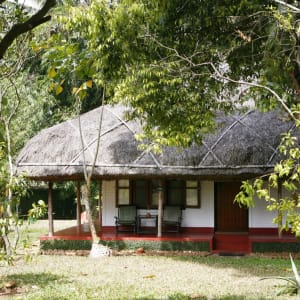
[162,206,182,233]
[115,205,137,233]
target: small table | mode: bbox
[137,214,158,234]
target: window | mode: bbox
[151,179,161,207]
[165,180,200,208]
[132,180,149,209]
[166,180,185,206]
[116,180,130,205]
[116,179,200,208]
[185,180,200,208]
[131,179,162,209]
[116,179,163,208]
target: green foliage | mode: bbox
[234,181,255,208]
[0,1,58,262]
[20,184,77,219]
[235,106,300,236]
[261,254,300,296]
[0,171,29,261]
[40,239,92,251]
[28,200,47,224]
[40,238,210,252]
[114,0,300,147]
[116,63,219,148]
[39,1,300,149]
[37,2,106,113]
[252,242,300,253]
[102,239,210,252]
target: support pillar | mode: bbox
[277,180,282,238]
[157,180,163,237]
[48,181,54,237]
[76,181,81,228]
[98,181,102,231]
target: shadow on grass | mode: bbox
[2,272,69,288]
[168,255,292,277]
[137,293,271,300]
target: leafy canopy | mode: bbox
[44,0,300,149]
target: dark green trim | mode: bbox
[101,240,210,251]
[252,242,300,253]
[40,239,210,252]
[41,240,92,251]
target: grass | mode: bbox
[0,220,299,300]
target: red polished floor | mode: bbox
[40,223,214,242]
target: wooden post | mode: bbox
[76,181,81,228]
[48,181,54,237]
[157,180,163,237]
[98,181,102,231]
[278,180,282,238]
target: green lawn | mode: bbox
[0,221,299,300]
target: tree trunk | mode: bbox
[81,183,111,257]
[81,183,98,243]
[77,100,110,257]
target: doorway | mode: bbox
[215,181,248,232]
[214,182,249,253]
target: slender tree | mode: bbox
[0,48,49,262]
[77,98,111,257]
[0,0,56,262]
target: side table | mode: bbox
[137,214,158,234]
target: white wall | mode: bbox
[102,180,117,226]
[101,180,215,227]
[249,186,289,228]
[181,181,214,227]
[102,179,286,229]
[249,197,277,228]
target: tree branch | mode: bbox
[0,0,56,60]
[88,88,105,182]
[273,0,300,13]
[150,36,297,121]
[209,63,297,122]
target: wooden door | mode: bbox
[215,182,248,232]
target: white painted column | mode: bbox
[157,181,163,237]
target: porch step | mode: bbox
[213,233,249,253]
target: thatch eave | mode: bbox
[17,163,276,182]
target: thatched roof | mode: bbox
[15,104,296,181]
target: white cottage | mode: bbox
[16,105,299,253]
